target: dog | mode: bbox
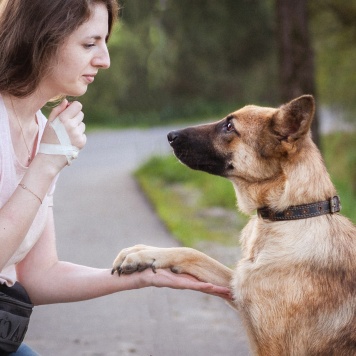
[112,95,356,355]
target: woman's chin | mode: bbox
[66,87,88,98]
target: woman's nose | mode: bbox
[93,45,110,69]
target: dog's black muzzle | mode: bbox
[167,127,231,177]
[167,130,179,145]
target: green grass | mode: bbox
[322,132,356,222]
[135,155,246,247]
[135,132,356,248]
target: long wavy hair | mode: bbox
[0,0,119,97]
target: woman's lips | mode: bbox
[83,74,95,83]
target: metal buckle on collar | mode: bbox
[330,195,341,213]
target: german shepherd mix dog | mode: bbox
[112,95,356,355]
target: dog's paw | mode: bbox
[111,245,156,276]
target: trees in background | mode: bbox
[79,0,356,133]
[276,0,320,146]
[311,0,356,122]
[81,0,277,126]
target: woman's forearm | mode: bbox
[0,157,59,270]
[19,261,232,305]
[18,261,145,305]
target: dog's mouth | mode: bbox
[167,129,232,176]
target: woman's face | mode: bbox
[41,3,111,99]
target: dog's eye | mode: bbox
[226,121,235,132]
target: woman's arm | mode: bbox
[16,210,232,305]
[0,100,85,270]
[0,155,59,271]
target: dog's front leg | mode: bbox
[112,245,233,288]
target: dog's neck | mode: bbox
[233,139,337,215]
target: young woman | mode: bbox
[0,0,231,354]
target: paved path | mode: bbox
[25,127,249,355]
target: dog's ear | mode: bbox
[272,95,315,142]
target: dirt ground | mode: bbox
[24,128,249,355]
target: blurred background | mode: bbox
[80,0,355,138]
[78,0,355,239]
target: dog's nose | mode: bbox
[167,131,179,144]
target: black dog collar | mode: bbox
[257,196,341,221]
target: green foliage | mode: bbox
[311,0,356,120]
[322,132,356,222]
[80,0,278,126]
[77,0,356,128]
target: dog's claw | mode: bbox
[111,257,157,276]
[111,267,120,276]
[111,267,123,276]
[170,266,179,274]
[151,262,156,274]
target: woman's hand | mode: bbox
[136,268,233,301]
[39,99,86,169]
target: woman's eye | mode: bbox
[84,43,95,49]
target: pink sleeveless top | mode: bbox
[0,95,56,286]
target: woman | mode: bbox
[0,0,231,354]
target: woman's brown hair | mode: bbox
[0,0,119,97]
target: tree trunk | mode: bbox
[276,0,320,147]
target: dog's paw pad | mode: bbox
[170,266,182,274]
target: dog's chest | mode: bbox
[232,218,296,302]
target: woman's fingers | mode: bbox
[147,269,233,301]
[42,100,86,149]
[47,99,68,122]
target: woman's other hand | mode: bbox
[39,99,87,169]
[131,268,233,301]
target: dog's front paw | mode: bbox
[111,245,156,276]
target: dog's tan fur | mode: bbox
[113,96,356,355]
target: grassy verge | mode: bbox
[322,132,356,222]
[135,132,356,248]
[134,155,247,248]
